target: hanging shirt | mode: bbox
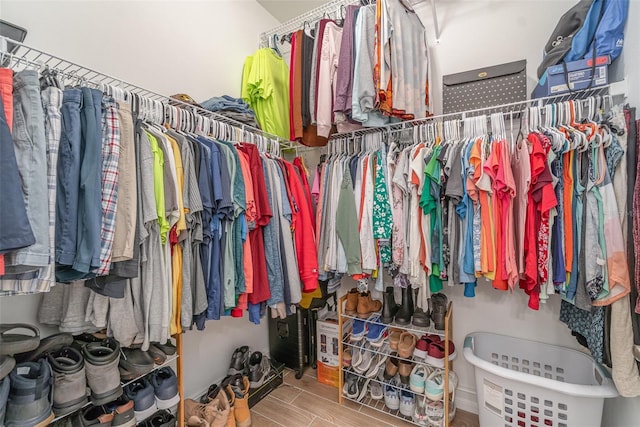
[242,48,290,139]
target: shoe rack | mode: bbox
[338,295,454,427]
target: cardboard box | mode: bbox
[316,312,350,388]
[532,56,610,99]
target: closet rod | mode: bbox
[259,0,360,48]
[0,36,296,151]
[330,85,614,140]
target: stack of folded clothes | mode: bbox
[200,95,260,129]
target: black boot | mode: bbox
[431,293,448,330]
[412,290,430,327]
[394,286,414,325]
[381,287,399,324]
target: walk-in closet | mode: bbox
[0,0,639,426]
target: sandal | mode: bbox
[0,324,40,356]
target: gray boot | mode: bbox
[82,338,122,405]
[5,359,54,427]
[48,346,88,416]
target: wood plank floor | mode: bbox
[251,369,480,427]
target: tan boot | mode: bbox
[188,415,211,427]
[225,385,237,427]
[233,377,252,427]
[345,288,359,315]
[357,291,382,318]
[207,392,230,427]
[184,398,217,426]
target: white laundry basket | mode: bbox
[463,332,618,427]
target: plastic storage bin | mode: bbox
[463,332,617,427]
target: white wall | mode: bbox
[0,0,280,399]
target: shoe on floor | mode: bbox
[5,359,54,427]
[200,383,221,404]
[248,352,271,389]
[228,346,250,376]
[229,377,250,427]
[140,409,176,427]
[150,367,180,410]
[184,399,216,426]
[124,377,157,422]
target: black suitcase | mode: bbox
[268,309,309,379]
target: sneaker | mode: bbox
[424,340,456,368]
[399,389,416,417]
[124,377,157,422]
[356,377,370,402]
[74,404,115,426]
[409,365,429,394]
[147,344,168,365]
[5,359,54,427]
[364,353,386,379]
[119,348,155,381]
[414,334,441,360]
[424,369,444,401]
[150,367,180,410]
[228,346,250,376]
[365,316,387,345]
[342,372,358,399]
[109,395,137,427]
[353,344,374,375]
[350,319,366,342]
[413,396,429,426]
[369,378,383,400]
[247,352,271,389]
[383,379,400,410]
[0,375,9,426]
[140,409,176,427]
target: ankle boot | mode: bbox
[225,385,236,427]
[412,290,430,327]
[207,391,230,427]
[381,287,399,324]
[232,377,251,427]
[5,360,54,427]
[394,287,414,325]
[82,338,122,405]
[48,346,88,417]
[345,288,359,315]
[357,292,382,318]
[431,293,448,330]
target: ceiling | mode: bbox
[257,0,328,22]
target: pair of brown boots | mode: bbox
[185,376,252,427]
[345,288,382,318]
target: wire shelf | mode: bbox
[258,0,360,49]
[0,36,296,151]
[341,312,447,338]
[329,85,613,140]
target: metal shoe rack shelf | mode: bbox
[337,295,454,427]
